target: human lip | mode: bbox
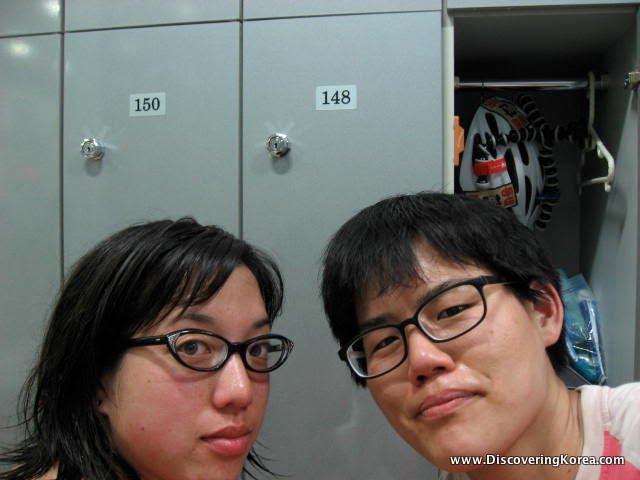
[418,390,478,421]
[201,425,253,457]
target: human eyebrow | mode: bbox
[176,311,215,327]
[413,278,461,309]
[358,315,392,333]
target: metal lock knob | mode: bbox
[80,138,104,161]
[266,133,290,158]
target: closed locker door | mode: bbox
[244,12,441,479]
[0,34,61,444]
[0,0,61,36]
[65,0,239,30]
[63,23,240,267]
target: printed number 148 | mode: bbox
[321,90,351,105]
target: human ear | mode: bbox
[527,281,564,347]
[96,376,113,416]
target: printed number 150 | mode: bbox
[129,92,166,117]
[134,97,161,112]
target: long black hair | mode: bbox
[321,192,565,386]
[1,218,283,479]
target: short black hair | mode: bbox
[1,218,283,480]
[321,192,565,386]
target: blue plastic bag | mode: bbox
[559,271,606,385]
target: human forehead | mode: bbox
[146,265,269,336]
[355,243,490,323]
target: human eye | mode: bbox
[430,284,483,322]
[363,328,402,358]
[176,339,209,356]
[246,337,286,371]
[175,334,217,358]
[373,335,400,352]
[247,341,269,359]
[437,304,471,320]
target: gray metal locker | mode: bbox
[63,22,240,267]
[243,12,442,479]
[65,0,239,31]
[3,1,639,478]
[0,0,61,36]
[243,0,440,19]
[0,33,61,445]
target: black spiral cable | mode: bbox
[518,94,557,230]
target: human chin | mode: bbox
[136,450,250,480]
[403,429,487,472]
[392,406,491,468]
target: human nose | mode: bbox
[405,326,455,385]
[211,352,253,410]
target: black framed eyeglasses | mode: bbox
[126,329,294,373]
[339,275,508,380]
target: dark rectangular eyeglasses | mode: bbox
[339,275,509,380]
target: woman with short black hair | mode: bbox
[1,218,293,480]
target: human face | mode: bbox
[98,265,271,480]
[357,244,563,471]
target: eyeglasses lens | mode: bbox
[245,337,288,371]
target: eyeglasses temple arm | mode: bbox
[126,335,167,347]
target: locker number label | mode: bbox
[129,92,166,117]
[316,85,357,110]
